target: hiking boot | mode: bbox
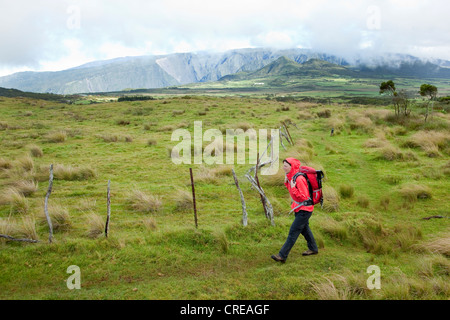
[302,250,318,256]
[271,254,286,263]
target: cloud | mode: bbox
[0,0,449,76]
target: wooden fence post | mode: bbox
[44,164,54,243]
[105,180,111,238]
[232,168,247,226]
[189,168,198,229]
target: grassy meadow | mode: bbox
[0,94,449,300]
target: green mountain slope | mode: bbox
[220,57,359,82]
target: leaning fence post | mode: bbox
[189,168,198,229]
[232,168,247,227]
[282,121,294,145]
[44,164,54,243]
[105,180,111,238]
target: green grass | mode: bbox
[0,94,449,300]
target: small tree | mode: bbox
[419,84,438,122]
[380,80,400,116]
[394,89,411,117]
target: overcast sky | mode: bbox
[1,0,449,76]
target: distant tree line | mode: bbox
[118,95,155,102]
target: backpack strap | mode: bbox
[289,173,313,214]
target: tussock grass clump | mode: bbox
[404,130,450,157]
[415,233,450,257]
[12,180,38,197]
[29,145,43,158]
[53,164,96,181]
[378,145,417,161]
[0,216,38,241]
[173,189,193,212]
[319,217,347,241]
[159,124,176,132]
[398,184,432,201]
[143,122,157,130]
[46,131,67,143]
[116,119,130,126]
[128,189,162,213]
[393,223,422,251]
[339,184,354,199]
[234,122,252,131]
[0,158,13,170]
[356,195,370,208]
[172,109,185,116]
[297,110,315,120]
[192,166,221,185]
[76,198,97,212]
[86,213,105,239]
[0,188,29,214]
[345,214,389,254]
[142,217,157,231]
[124,135,133,143]
[214,230,229,254]
[316,109,331,118]
[15,155,34,171]
[18,216,39,241]
[363,138,387,149]
[348,115,373,133]
[310,276,353,300]
[211,165,233,177]
[39,204,72,232]
[262,169,285,187]
[0,121,8,130]
[322,186,339,213]
[379,195,390,210]
[97,134,119,142]
[293,138,314,162]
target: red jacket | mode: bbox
[284,157,314,213]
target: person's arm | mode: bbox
[288,176,310,202]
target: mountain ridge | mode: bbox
[1,48,449,94]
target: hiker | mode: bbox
[271,158,318,263]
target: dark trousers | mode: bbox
[279,210,318,260]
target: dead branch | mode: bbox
[0,234,39,243]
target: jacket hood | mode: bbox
[284,157,301,180]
